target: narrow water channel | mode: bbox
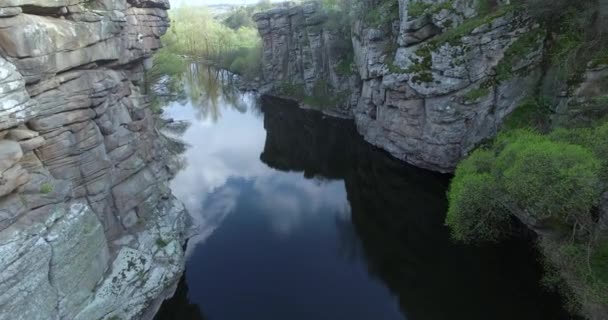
[154,65,572,320]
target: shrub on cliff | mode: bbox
[550,122,608,181]
[446,150,512,243]
[446,130,602,242]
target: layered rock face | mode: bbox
[253,1,361,117]
[354,0,544,172]
[255,0,546,172]
[0,1,188,319]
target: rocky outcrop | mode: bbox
[255,0,546,172]
[354,0,544,172]
[0,0,188,319]
[253,1,360,117]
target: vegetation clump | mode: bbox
[502,96,552,131]
[447,129,602,242]
[149,5,263,82]
[463,86,490,102]
[363,0,399,28]
[407,0,453,19]
[155,237,169,248]
[40,182,53,194]
[277,82,306,100]
[447,122,608,316]
[495,29,545,82]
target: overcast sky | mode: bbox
[169,0,263,7]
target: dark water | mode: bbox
[154,66,571,320]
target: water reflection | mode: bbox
[156,67,572,320]
[154,63,258,122]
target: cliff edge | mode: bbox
[0,1,188,319]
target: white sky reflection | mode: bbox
[164,89,348,256]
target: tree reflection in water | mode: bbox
[153,62,259,122]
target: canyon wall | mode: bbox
[352,0,544,172]
[254,0,593,172]
[253,1,361,117]
[0,1,188,319]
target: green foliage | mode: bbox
[146,49,187,88]
[155,237,168,248]
[223,7,255,29]
[161,6,262,77]
[223,44,263,79]
[495,29,545,82]
[405,46,434,83]
[407,1,431,18]
[446,149,512,243]
[524,0,606,84]
[407,0,453,18]
[277,82,306,100]
[364,0,399,28]
[502,96,552,131]
[475,0,493,15]
[40,182,53,194]
[386,59,406,74]
[336,55,355,75]
[463,86,490,102]
[550,239,608,309]
[496,132,600,220]
[430,4,515,47]
[550,122,608,181]
[446,129,603,242]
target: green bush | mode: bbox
[496,132,600,220]
[446,130,603,242]
[222,45,262,79]
[550,122,608,182]
[447,150,512,243]
[502,96,552,131]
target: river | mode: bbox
[153,64,573,320]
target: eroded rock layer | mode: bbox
[253,1,361,117]
[255,0,547,172]
[0,0,187,319]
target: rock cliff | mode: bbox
[0,1,188,319]
[252,0,559,172]
[253,1,361,118]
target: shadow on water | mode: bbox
[257,96,573,320]
[155,69,574,320]
[155,275,208,320]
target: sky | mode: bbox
[169,0,265,7]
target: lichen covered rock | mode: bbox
[0,0,188,319]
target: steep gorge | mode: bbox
[0,1,188,319]
[253,0,607,172]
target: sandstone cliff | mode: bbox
[254,0,606,172]
[0,1,188,319]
